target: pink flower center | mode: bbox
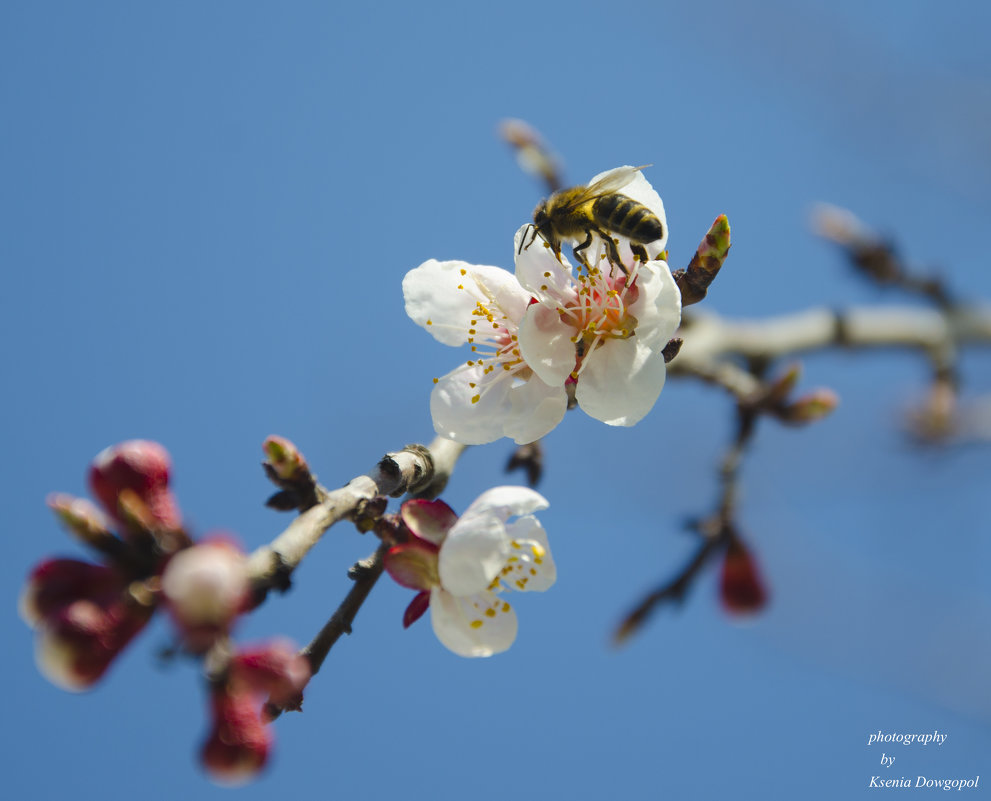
[556,270,640,378]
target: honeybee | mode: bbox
[520,165,665,273]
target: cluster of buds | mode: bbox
[21,441,188,689]
[21,441,255,688]
[201,641,310,784]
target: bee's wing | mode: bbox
[581,164,651,200]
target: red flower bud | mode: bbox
[719,538,768,616]
[20,558,120,627]
[230,640,311,711]
[89,441,181,530]
[201,689,271,786]
[35,596,152,691]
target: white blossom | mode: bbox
[385,487,555,658]
[404,259,567,445]
[514,166,681,426]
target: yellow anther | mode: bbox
[432,377,439,384]
[484,608,496,618]
[426,319,432,326]
[470,620,483,629]
[460,268,467,275]
[471,394,481,404]
[501,602,510,613]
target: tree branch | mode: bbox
[247,436,466,597]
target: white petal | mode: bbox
[514,225,575,300]
[518,303,577,387]
[430,365,513,445]
[438,512,510,596]
[161,542,248,626]
[35,626,91,692]
[627,261,682,351]
[504,377,568,444]
[469,263,531,325]
[575,337,667,426]
[460,485,549,522]
[430,588,518,658]
[504,516,556,592]
[403,260,527,347]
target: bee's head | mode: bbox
[532,199,550,232]
[520,200,551,252]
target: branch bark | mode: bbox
[247,436,466,596]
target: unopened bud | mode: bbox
[783,389,839,424]
[811,202,875,248]
[201,689,271,786]
[498,118,560,190]
[46,494,120,552]
[19,558,120,627]
[162,539,249,651]
[35,597,151,691]
[230,640,311,713]
[262,436,309,481]
[765,363,802,406]
[676,214,731,305]
[89,441,181,530]
[719,538,768,616]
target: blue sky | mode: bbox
[3,2,990,799]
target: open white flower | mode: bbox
[405,167,680,440]
[514,166,682,426]
[403,259,567,444]
[384,487,555,658]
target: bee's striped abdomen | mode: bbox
[593,193,664,244]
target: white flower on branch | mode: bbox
[514,167,681,426]
[404,168,680,442]
[404,259,568,444]
[384,486,555,658]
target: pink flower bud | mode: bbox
[35,597,151,691]
[201,689,271,786]
[719,538,768,616]
[161,539,249,652]
[262,436,309,481]
[230,640,311,711]
[89,440,181,530]
[46,494,118,552]
[19,558,120,627]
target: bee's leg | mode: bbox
[572,231,595,272]
[595,229,628,275]
[630,243,649,264]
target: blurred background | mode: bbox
[2,1,989,798]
